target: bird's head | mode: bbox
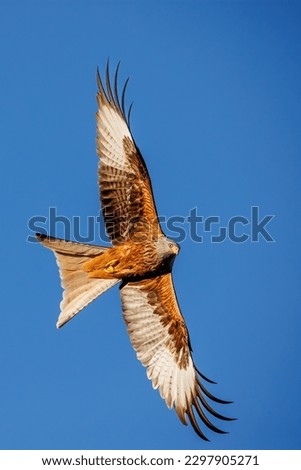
[166,237,180,255]
[155,236,180,259]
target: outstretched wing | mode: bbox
[96,63,163,245]
[120,273,233,440]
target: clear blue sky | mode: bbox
[1,0,300,450]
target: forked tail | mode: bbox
[36,234,119,328]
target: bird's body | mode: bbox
[83,236,179,279]
[36,62,233,440]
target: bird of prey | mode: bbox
[36,63,233,440]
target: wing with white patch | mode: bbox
[120,273,233,440]
[96,63,163,245]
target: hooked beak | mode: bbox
[172,243,180,255]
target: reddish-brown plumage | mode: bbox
[83,240,159,279]
[36,62,233,441]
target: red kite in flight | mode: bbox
[37,63,233,440]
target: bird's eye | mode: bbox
[169,243,173,249]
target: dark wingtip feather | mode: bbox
[105,59,115,105]
[196,388,235,422]
[193,398,227,435]
[197,377,233,405]
[127,101,133,129]
[121,76,130,118]
[96,66,101,86]
[96,65,107,100]
[186,407,210,441]
[114,61,121,110]
[195,366,217,384]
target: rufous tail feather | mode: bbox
[36,234,119,328]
